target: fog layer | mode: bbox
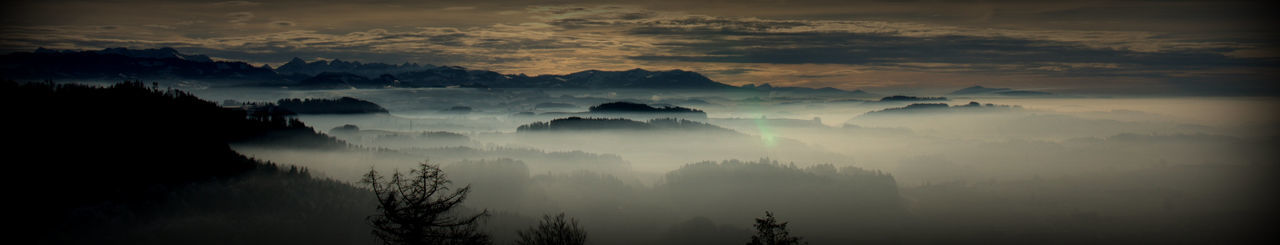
[203,87,1275,244]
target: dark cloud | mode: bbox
[548,18,613,28]
[0,1,1274,94]
[268,20,295,27]
[423,33,467,46]
[211,1,261,8]
[635,16,810,33]
[627,23,1275,79]
[617,12,655,20]
[470,37,584,50]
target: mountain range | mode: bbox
[1,47,864,94]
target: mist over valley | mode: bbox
[5,1,1277,242]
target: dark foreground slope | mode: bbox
[3,81,371,244]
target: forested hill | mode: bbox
[517,117,736,133]
[3,80,369,244]
[3,80,349,184]
[275,97,389,114]
[588,101,705,114]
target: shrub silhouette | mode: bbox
[515,213,588,245]
[747,212,804,245]
[363,162,490,245]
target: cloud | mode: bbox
[705,68,759,75]
[626,31,1257,76]
[143,24,176,30]
[1,4,1273,94]
[442,6,476,11]
[212,1,261,8]
[268,20,296,27]
[501,9,1267,80]
[226,12,254,24]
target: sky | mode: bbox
[1,0,1276,95]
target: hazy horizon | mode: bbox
[5,1,1276,244]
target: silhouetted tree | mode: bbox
[363,162,490,245]
[515,213,587,245]
[747,212,804,245]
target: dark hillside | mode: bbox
[2,80,369,244]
